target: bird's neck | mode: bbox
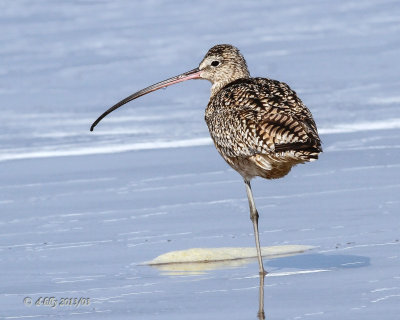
[210,72,250,98]
[210,82,229,98]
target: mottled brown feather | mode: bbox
[205,77,322,180]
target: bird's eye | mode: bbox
[211,61,220,67]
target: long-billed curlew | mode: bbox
[91,44,322,275]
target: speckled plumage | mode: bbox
[90,44,323,277]
[201,45,322,181]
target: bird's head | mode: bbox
[198,44,250,93]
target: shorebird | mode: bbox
[91,44,322,275]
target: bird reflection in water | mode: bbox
[150,258,267,319]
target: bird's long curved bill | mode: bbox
[90,68,201,131]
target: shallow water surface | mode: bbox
[1,0,400,319]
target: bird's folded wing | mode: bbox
[207,79,321,158]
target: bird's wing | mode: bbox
[205,78,321,158]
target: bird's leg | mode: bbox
[244,179,267,276]
[257,272,266,320]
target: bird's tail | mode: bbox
[275,140,322,161]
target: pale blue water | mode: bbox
[1,1,399,319]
